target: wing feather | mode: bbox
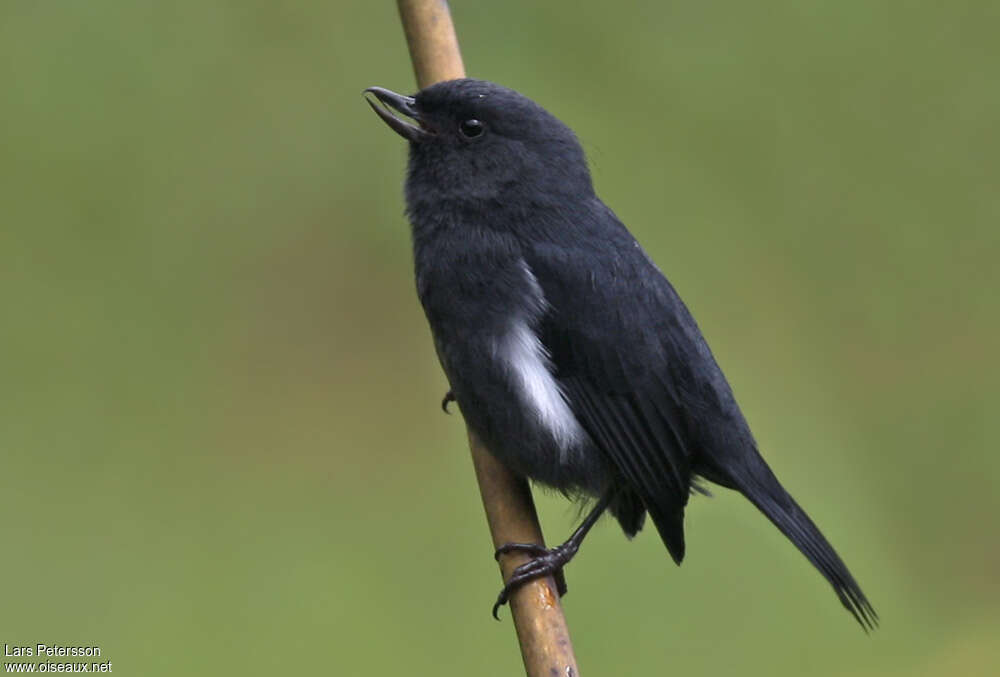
[523,231,714,563]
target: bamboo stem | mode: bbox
[468,430,581,676]
[393,2,581,675]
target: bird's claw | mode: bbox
[491,543,572,620]
[441,390,456,413]
[494,542,551,561]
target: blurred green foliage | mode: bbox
[2,1,998,675]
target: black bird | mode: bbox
[364,78,876,630]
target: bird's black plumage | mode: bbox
[365,78,876,629]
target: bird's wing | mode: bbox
[524,215,877,629]
[525,232,729,563]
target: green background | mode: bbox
[2,1,998,674]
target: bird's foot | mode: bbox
[441,390,456,413]
[491,542,575,619]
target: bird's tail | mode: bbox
[724,450,878,630]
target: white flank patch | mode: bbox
[500,319,584,453]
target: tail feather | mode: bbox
[727,453,878,631]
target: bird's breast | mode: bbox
[413,237,591,479]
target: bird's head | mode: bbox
[365,78,594,212]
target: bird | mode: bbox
[364,78,876,630]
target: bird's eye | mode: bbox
[459,119,484,138]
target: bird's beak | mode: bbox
[363,86,431,143]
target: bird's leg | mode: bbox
[441,390,455,413]
[491,492,613,619]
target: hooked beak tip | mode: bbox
[363,86,430,143]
